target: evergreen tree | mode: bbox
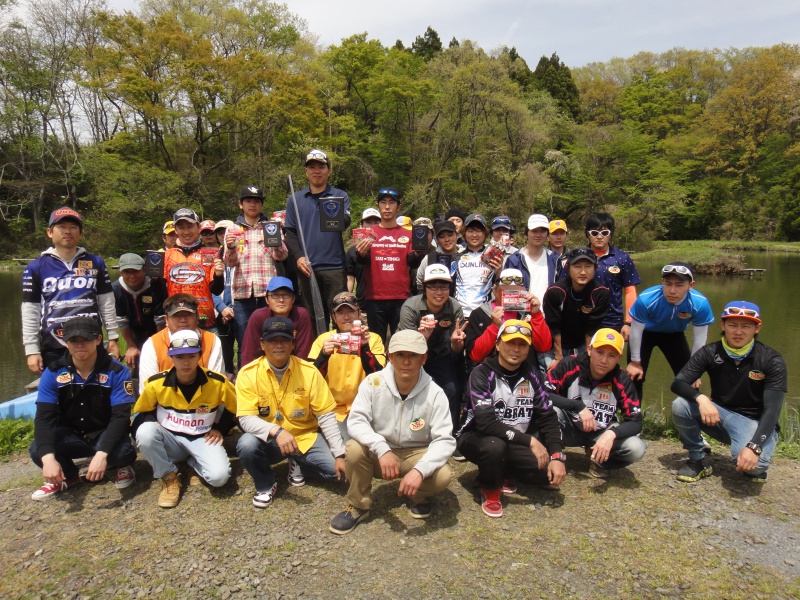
[532,52,581,120]
[411,26,443,61]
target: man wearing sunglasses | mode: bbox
[542,248,610,372]
[627,263,714,402]
[355,188,424,344]
[134,329,238,508]
[545,328,646,479]
[458,319,566,517]
[308,292,386,442]
[582,212,641,340]
[671,301,786,483]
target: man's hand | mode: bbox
[297,257,312,277]
[626,360,644,381]
[359,324,371,346]
[691,378,703,390]
[735,447,760,472]
[548,459,566,486]
[107,339,120,360]
[225,231,237,248]
[590,430,616,464]
[275,429,300,455]
[696,395,720,426]
[450,318,467,348]
[41,454,65,484]
[322,335,342,356]
[334,457,347,481]
[488,254,503,273]
[577,408,598,432]
[355,237,373,257]
[27,354,44,374]
[620,324,631,341]
[204,429,223,445]
[417,319,437,340]
[213,258,225,276]
[524,292,541,314]
[123,346,140,369]
[529,437,549,470]
[398,468,424,498]
[221,307,234,324]
[491,305,505,327]
[378,451,400,480]
[85,451,109,482]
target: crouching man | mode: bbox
[29,317,136,500]
[330,330,455,535]
[671,301,786,483]
[545,328,647,479]
[133,330,237,508]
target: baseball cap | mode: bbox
[167,329,202,356]
[414,217,433,230]
[434,220,457,236]
[377,187,401,202]
[490,215,514,232]
[49,207,83,229]
[239,185,264,200]
[261,317,295,341]
[566,247,598,265]
[162,220,175,235]
[200,219,216,232]
[214,219,234,231]
[661,262,694,282]
[527,214,550,231]
[62,317,101,342]
[305,148,329,166]
[266,276,294,293]
[331,292,359,311]
[464,213,487,230]
[118,253,145,271]
[590,328,624,354]
[721,300,761,324]
[397,215,412,229]
[549,219,568,233]
[361,208,380,221]
[165,298,198,316]
[423,263,452,283]
[388,329,427,354]
[173,208,200,224]
[497,319,532,345]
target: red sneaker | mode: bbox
[480,488,503,518]
[31,474,81,501]
[114,466,136,489]
[501,479,517,495]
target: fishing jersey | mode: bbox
[163,242,220,326]
[453,248,494,317]
[22,248,117,355]
[363,224,417,301]
[545,353,642,439]
[592,246,641,329]
[629,285,714,333]
[134,367,237,438]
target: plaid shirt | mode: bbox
[224,217,288,300]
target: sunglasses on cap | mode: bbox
[662,264,693,280]
[587,229,611,237]
[491,217,512,228]
[168,338,201,350]
[498,274,524,285]
[500,324,532,337]
[722,306,760,319]
[331,294,358,308]
[378,188,400,198]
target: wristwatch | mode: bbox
[550,452,567,462]
[745,442,762,456]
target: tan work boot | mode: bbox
[158,472,182,508]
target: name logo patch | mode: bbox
[607,266,620,274]
[56,373,72,384]
[678,312,692,319]
[748,370,765,381]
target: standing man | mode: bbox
[356,187,423,343]
[548,219,570,280]
[505,214,559,306]
[626,263,714,401]
[545,328,647,479]
[458,319,566,518]
[489,215,519,256]
[346,208,381,308]
[113,253,166,371]
[583,212,640,339]
[29,317,136,500]
[224,185,289,356]
[283,149,351,329]
[22,206,120,372]
[671,301,786,483]
[199,220,218,248]
[329,330,455,534]
[445,207,466,247]
[161,221,178,251]
[415,220,461,291]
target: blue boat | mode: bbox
[0,391,37,419]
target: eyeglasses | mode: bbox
[168,338,201,350]
[722,306,760,319]
[426,284,450,292]
[587,229,611,238]
[331,294,358,309]
[498,275,524,285]
[500,324,532,337]
[268,292,293,300]
[662,264,694,280]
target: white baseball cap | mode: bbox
[423,263,452,283]
[527,214,550,231]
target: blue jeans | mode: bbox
[234,297,267,361]
[29,427,136,479]
[236,432,340,492]
[671,397,778,471]
[554,407,647,469]
[135,422,231,487]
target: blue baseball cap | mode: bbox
[266,277,294,293]
[721,301,761,324]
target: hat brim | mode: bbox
[167,347,202,356]
[499,332,532,345]
[166,308,197,317]
[63,331,100,343]
[721,314,761,324]
[261,332,294,341]
[591,341,623,354]
[332,302,359,312]
[388,343,427,355]
[173,217,199,225]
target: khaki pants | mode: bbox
[345,440,453,510]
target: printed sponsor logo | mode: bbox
[714,354,724,364]
[124,381,133,395]
[78,260,93,269]
[505,431,514,441]
[291,408,306,419]
[196,405,210,414]
[398,236,409,243]
[56,373,72,384]
[258,406,271,417]
[98,374,109,384]
[265,223,278,235]
[143,296,152,304]
[377,235,394,242]
[168,262,206,285]
[580,306,592,313]
[748,370,765,381]
[677,312,692,319]
[438,320,452,328]
[42,276,98,293]
[607,266,620,274]
[409,418,425,431]
[381,263,395,271]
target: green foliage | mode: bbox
[531,52,581,120]
[0,418,34,458]
[410,26,443,62]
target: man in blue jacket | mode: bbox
[504,214,559,304]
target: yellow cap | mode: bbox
[549,219,568,233]
[589,328,624,354]
[497,319,533,345]
[162,220,175,235]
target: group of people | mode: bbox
[22,149,787,532]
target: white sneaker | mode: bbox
[287,458,306,487]
[252,482,278,508]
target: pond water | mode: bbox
[1,253,798,410]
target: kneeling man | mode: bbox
[330,330,455,534]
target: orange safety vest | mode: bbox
[163,246,218,326]
[152,328,216,373]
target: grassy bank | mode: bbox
[634,240,800,262]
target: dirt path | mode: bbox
[1,438,798,599]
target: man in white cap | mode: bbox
[329,329,455,534]
[505,213,559,305]
[133,329,237,508]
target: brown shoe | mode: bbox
[158,472,182,508]
[186,466,201,487]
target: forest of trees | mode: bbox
[1,0,799,257]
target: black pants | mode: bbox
[424,351,465,432]
[635,330,691,400]
[297,268,347,334]
[29,427,136,479]
[217,319,236,374]
[457,432,547,490]
[363,299,405,346]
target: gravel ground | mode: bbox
[1,437,798,599]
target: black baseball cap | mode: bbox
[434,220,457,236]
[261,317,295,341]
[239,185,264,201]
[62,317,102,342]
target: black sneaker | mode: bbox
[676,458,713,483]
[452,450,467,462]
[329,505,369,535]
[743,470,768,483]
[408,501,432,519]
